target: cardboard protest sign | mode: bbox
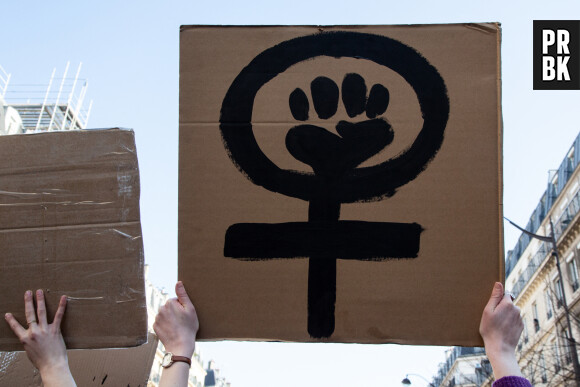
[179,24,503,345]
[0,332,158,386]
[0,128,147,350]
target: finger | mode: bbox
[484,282,504,311]
[52,295,67,327]
[23,290,37,326]
[175,281,193,307]
[35,289,48,326]
[4,313,26,338]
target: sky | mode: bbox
[3,1,580,386]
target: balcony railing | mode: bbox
[432,347,486,385]
[510,188,580,299]
[554,191,580,237]
[511,244,549,298]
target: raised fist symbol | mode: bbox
[286,74,393,179]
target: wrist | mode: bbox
[486,350,523,379]
[38,358,70,375]
[163,342,195,358]
[485,341,516,362]
[39,361,75,387]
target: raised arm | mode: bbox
[154,281,199,387]
[480,282,531,387]
[5,289,76,387]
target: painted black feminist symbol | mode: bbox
[220,32,449,338]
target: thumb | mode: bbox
[175,281,193,307]
[485,282,504,311]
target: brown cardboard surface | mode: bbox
[0,128,147,351]
[0,332,158,386]
[179,24,503,345]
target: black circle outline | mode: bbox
[219,31,449,203]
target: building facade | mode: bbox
[431,347,489,387]
[204,360,231,387]
[431,132,580,387]
[504,132,580,386]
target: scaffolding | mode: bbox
[2,62,92,132]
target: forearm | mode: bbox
[40,363,76,387]
[159,362,190,387]
[487,351,523,380]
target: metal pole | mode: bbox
[550,218,580,386]
[70,80,88,130]
[35,68,56,131]
[61,62,81,130]
[48,61,69,131]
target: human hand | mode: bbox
[153,281,199,358]
[479,282,524,379]
[5,289,75,387]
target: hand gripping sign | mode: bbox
[220,31,449,338]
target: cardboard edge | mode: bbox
[197,337,485,346]
[180,23,503,31]
[497,24,506,286]
[1,127,134,138]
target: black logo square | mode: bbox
[533,20,580,90]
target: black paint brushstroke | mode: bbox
[285,121,393,179]
[217,31,448,339]
[310,76,339,119]
[341,73,367,118]
[306,194,340,338]
[334,118,393,168]
[224,221,423,259]
[366,84,389,119]
[289,88,309,121]
[308,258,336,338]
[219,31,449,204]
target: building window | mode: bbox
[568,148,575,175]
[555,278,564,308]
[553,340,561,373]
[563,328,572,364]
[545,289,553,319]
[540,354,548,383]
[526,362,534,381]
[569,258,580,291]
[533,302,540,332]
[522,315,529,343]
